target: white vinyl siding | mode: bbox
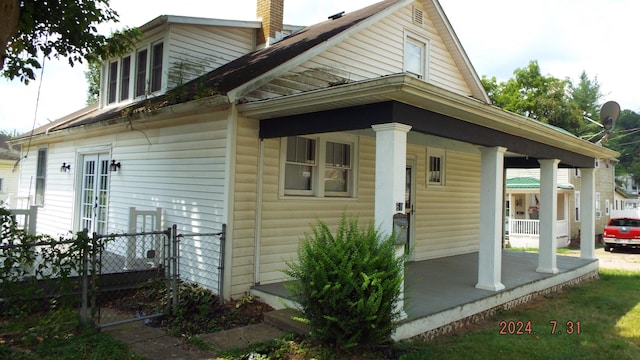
[229,117,260,297]
[257,136,376,285]
[15,113,230,292]
[16,144,77,235]
[257,136,481,286]
[412,146,481,260]
[166,24,255,88]
[276,2,471,101]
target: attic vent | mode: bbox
[328,11,345,20]
[412,6,424,26]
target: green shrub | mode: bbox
[284,214,405,351]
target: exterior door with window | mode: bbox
[79,154,110,234]
[405,160,416,260]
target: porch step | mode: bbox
[263,308,310,336]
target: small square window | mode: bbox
[427,148,445,186]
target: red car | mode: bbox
[603,217,640,252]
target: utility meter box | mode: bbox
[393,213,408,245]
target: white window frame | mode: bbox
[107,60,119,105]
[426,147,445,187]
[35,147,47,206]
[103,39,164,106]
[596,192,601,219]
[283,136,317,196]
[120,55,131,101]
[403,30,429,81]
[280,134,357,198]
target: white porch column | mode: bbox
[476,146,506,291]
[537,159,560,274]
[372,123,411,319]
[372,123,412,234]
[579,167,596,260]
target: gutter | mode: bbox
[237,74,619,160]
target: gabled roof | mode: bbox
[180,0,412,101]
[506,177,573,190]
[13,0,492,140]
[0,134,20,161]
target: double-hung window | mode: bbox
[325,141,351,196]
[107,61,118,104]
[151,43,164,92]
[120,55,131,101]
[284,137,316,195]
[404,31,429,80]
[283,136,355,197]
[135,49,148,97]
[35,148,47,206]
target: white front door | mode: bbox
[79,154,110,234]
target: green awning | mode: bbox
[506,177,573,190]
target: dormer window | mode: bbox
[151,43,164,92]
[107,61,118,104]
[134,49,148,97]
[120,56,131,101]
[103,41,164,107]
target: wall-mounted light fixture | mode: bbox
[60,162,71,172]
[110,160,121,172]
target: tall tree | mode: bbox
[570,71,603,137]
[482,60,583,134]
[85,60,101,105]
[0,0,137,84]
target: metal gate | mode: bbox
[91,228,175,329]
[91,224,226,329]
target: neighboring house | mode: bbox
[506,158,616,248]
[616,174,639,196]
[9,0,619,339]
[0,134,20,206]
[611,186,639,218]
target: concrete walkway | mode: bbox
[104,319,286,359]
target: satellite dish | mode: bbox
[599,101,620,130]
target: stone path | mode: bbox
[103,319,285,359]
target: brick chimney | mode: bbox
[256,0,284,47]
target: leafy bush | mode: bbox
[284,215,405,351]
[0,207,90,316]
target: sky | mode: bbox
[1,0,638,135]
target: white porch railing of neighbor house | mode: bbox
[508,219,569,238]
[509,219,540,235]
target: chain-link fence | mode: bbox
[1,212,226,330]
[92,229,175,328]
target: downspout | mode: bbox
[254,138,265,285]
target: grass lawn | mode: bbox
[2,269,638,359]
[398,268,640,360]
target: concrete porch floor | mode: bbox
[251,250,599,341]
